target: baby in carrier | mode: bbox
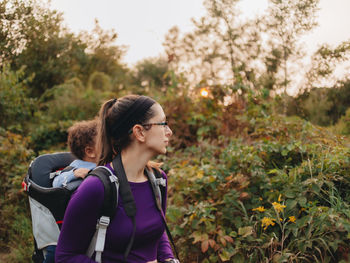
[52,119,97,188]
[44,119,98,263]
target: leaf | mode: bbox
[297,196,307,206]
[220,237,227,247]
[238,226,253,237]
[219,249,234,262]
[268,169,279,174]
[285,190,296,198]
[208,239,216,248]
[223,235,234,243]
[201,240,209,253]
[281,149,289,156]
[190,232,208,244]
[286,199,297,209]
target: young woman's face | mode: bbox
[143,103,172,155]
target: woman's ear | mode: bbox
[132,124,146,142]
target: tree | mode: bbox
[131,57,170,94]
[78,20,129,90]
[163,0,262,94]
[265,0,320,93]
[306,40,350,89]
[0,1,129,97]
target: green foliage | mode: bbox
[0,0,86,96]
[28,77,114,151]
[39,79,109,119]
[0,65,36,131]
[1,0,129,97]
[332,108,350,135]
[131,57,170,94]
[286,79,350,126]
[0,131,34,261]
[1,0,350,262]
[165,111,350,262]
[29,120,73,152]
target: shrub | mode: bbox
[165,113,350,262]
[0,131,34,261]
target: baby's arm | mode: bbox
[52,168,89,187]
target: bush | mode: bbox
[332,108,350,136]
[29,120,73,152]
[0,131,34,261]
[165,113,350,262]
[0,65,36,132]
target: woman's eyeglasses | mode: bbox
[141,122,168,127]
[128,122,169,134]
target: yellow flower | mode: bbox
[272,202,286,213]
[288,216,296,223]
[259,197,263,201]
[252,206,265,212]
[279,218,283,222]
[278,194,282,202]
[261,217,275,230]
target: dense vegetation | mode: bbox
[1,0,350,262]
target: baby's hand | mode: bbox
[73,168,90,179]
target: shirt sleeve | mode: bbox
[157,171,175,262]
[55,176,104,263]
[52,169,76,188]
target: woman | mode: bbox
[55,95,177,263]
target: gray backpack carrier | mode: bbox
[23,152,178,263]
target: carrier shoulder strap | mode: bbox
[112,153,137,262]
[86,166,119,263]
[146,168,179,260]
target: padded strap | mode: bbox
[112,154,136,218]
[111,153,137,262]
[89,166,118,218]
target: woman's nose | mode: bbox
[166,126,172,137]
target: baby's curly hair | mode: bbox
[68,119,98,160]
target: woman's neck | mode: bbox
[120,146,152,182]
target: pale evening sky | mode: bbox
[50,0,350,67]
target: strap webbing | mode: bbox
[112,153,137,262]
[86,166,119,262]
[86,216,110,263]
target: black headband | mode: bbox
[110,95,155,138]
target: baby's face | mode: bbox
[84,145,98,163]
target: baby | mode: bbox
[52,119,97,188]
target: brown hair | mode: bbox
[96,95,157,166]
[67,119,98,160]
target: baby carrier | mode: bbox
[23,152,179,263]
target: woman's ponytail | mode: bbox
[96,99,117,166]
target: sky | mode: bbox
[50,0,350,67]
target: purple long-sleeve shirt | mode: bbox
[55,165,174,263]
